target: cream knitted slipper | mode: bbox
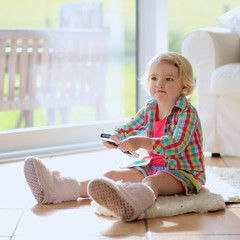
[88,178,155,222]
[24,156,81,204]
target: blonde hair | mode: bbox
[141,52,194,96]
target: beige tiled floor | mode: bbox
[0,149,240,239]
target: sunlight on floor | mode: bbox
[0,149,240,239]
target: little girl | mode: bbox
[24,52,205,222]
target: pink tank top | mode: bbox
[149,106,167,166]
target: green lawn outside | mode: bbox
[0,62,135,129]
[168,0,240,52]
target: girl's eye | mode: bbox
[151,77,157,81]
[166,78,173,81]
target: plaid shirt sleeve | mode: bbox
[114,104,150,140]
[151,106,201,156]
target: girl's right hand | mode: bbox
[102,139,118,149]
[102,132,119,149]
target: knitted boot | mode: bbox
[24,156,81,204]
[88,177,156,222]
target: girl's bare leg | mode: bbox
[142,171,185,197]
[80,168,144,198]
[80,180,91,198]
[87,170,184,222]
[103,168,145,182]
[81,169,184,198]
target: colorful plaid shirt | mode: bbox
[114,95,205,181]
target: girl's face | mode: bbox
[148,61,184,104]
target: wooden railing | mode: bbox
[0,28,109,127]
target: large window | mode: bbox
[0,0,136,130]
[168,0,240,53]
[0,0,138,162]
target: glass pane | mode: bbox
[168,0,240,53]
[168,0,240,105]
[0,0,136,130]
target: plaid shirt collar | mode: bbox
[147,94,188,115]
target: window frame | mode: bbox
[0,119,127,162]
[137,0,168,109]
[0,0,168,162]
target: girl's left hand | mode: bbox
[118,136,152,153]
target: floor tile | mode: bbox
[12,236,147,240]
[147,208,240,236]
[14,208,146,239]
[0,162,31,208]
[45,149,134,178]
[204,156,226,167]
[0,209,23,237]
[222,156,240,168]
[151,235,240,240]
[28,198,92,209]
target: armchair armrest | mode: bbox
[182,27,240,69]
[182,27,240,155]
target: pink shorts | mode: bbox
[132,164,200,194]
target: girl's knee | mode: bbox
[103,170,124,181]
[142,172,165,183]
[143,172,185,196]
[142,175,151,184]
[103,170,116,179]
[104,168,144,182]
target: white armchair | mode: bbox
[182,27,240,157]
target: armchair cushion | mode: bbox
[217,6,240,37]
[211,63,240,100]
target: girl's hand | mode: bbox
[102,139,118,149]
[118,136,153,153]
[102,132,119,149]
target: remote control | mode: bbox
[100,133,120,147]
[100,133,139,158]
